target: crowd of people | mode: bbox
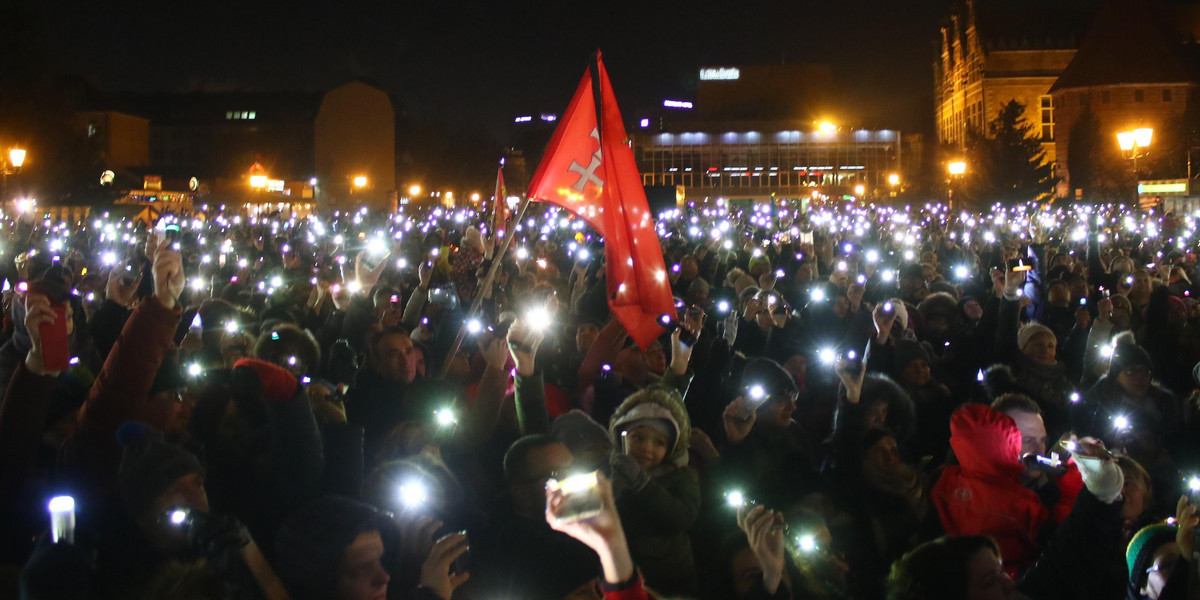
[2,198,1200,599]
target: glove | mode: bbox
[1074,455,1125,504]
[234,357,299,403]
[609,453,650,496]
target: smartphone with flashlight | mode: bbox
[740,383,771,418]
[1020,453,1066,477]
[657,314,698,346]
[547,472,603,523]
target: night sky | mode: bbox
[27,1,959,130]
[8,0,1117,189]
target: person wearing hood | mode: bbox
[931,404,1049,575]
[608,383,701,596]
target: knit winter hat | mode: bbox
[1017,322,1055,352]
[892,340,932,375]
[117,422,205,520]
[1109,332,1153,377]
[275,496,394,600]
[1126,524,1177,587]
[551,409,612,456]
[741,357,799,403]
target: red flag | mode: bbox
[491,167,508,239]
[527,52,674,349]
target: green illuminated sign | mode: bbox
[1138,182,1187,194]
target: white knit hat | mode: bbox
[1017,322,1055,351]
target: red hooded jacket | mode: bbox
[932,404,1049,572]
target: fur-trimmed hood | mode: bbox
[609,385,691,469]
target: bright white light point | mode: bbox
[170,510,187,525]
[1189,477,1200,493]
[748,385,766,400]
[466,319,482,334]
[818,348,836,364]
[1113,415,1129,430]
[48,496,74,513]
[190,278,204,291]
[798,535,817,552]
[527,307,552,331]
[368,238,387,255]
[516,247,529,260]
[1101,344,1114,358]
[435,408,457,426]
[225,321,239,334]
[726,490,746,508]
[812,288,826,302]
[347,280,363,293]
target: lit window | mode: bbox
[226,111,234,119]
[241,111,249,119]
[248,111,256,119]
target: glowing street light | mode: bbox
[8,148,26,168]
[470,192,481,202]
[1118,128,1153,198]
[854,184,866,197]
[353,175,368,188]
[409,185,422,197]
[947,161,967,176]
[888,173,901,186]
[817,121,837,134]
[249,175,268,189]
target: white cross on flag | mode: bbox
[526,51,675,349]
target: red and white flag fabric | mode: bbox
[526,51,674,349]
[491,167,508,239]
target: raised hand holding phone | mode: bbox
[152,244,185,310]
[25,292,65,376]
[106,262,142,308]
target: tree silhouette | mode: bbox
[963,100,1058,206]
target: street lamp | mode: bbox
[888,173,900,186]
[2,147,27,203]
[818,121,837,134]
[249,175,268,189]
[854,184,866,197]
[8,148,26,168]
[1117,128,1153,197]
[409,185,422,197]
[353,175,368,188]
[947,161,967,210]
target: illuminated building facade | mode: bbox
[1050,0,1200,197]
[934,0,1084,165]
[633,122,904,202]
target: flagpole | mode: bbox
[437,195,533,379]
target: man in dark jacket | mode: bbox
[346,326,421,466]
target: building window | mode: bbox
[1134,89,1144,102]
[1102,91,1111,104]
[1164,89,1173,102]
[226,111,235,119]
[87,122,97,138]
[1039,95,1054,141]
[227,111,257,120]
